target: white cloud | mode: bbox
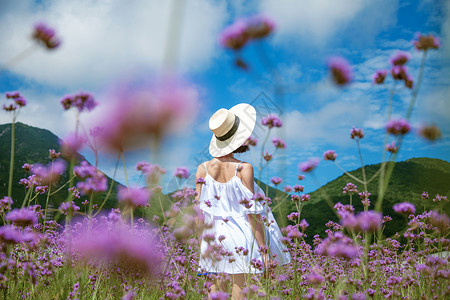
[259,0,399,46]
[0,0,228,90]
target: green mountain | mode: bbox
[0,122,120,217]
[259,158,450,244]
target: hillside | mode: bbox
[0,122,121,216]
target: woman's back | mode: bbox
[198,160,263,217]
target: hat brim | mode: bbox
[209,103,256,157]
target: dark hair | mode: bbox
[233,145,250,154]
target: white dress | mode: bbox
[198,162,291,274]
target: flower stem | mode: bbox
[7,121,15,198]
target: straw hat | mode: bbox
[209,103,256,157]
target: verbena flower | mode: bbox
[343,183,358,195]
[293,184,304,192]
[386,119,410,135]
[263,151,273,162]
[59,201,81,215]
[0,196,13,212]
[272,137,286,149]
[6,208,38,228]
[74,162,107,195]
[219,19,249,50]
[390,51,410,66]
[413,33,440,51]
[60,92,97,113]
[247,136,257,146]
[391,65,409,81]
[68,219,163,277]
[299,158,319,173]
[60,133,85,159]
[328,56,353,86]
[261,115,283,128]
[350,127,364,139]
[95,80,198,152]
[372,70,388,84]
[385,141,399,153]
[433,194,448,203]
[418,124,442,141]
[32,22,61,50]
[118,186,151,208]
[271,177,282,186]
[429,210,449,234]
[245,15,275,39]
[31,160,66,185]
[341,210,382,232]
[300,194,311,202]
[174,167,190,179]
[283,185,292,192]
[297,175,305,180]
[48,149,60,159]
[323,150,337,161]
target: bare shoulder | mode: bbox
[196,162,206,178]
[238,162,254,176]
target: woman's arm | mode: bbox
[240,163,268,266]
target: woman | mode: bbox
[195,104,290,299]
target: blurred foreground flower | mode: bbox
[60,92,97,113]
[118,186,151,209]
[31,160,66,186]
[386,119,410,135]
[95,79,198,152]
[32,22,61,50]
[299,158,319,173]
[67,218,163,277]
[413,33,440,51]
[6,208,38,228]
[393,202,416,215]
[328,56,352,86]
[418,124,442,141]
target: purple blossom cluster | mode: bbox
[3,91,27,112]
[60,92,97,113]
[73,161,107,195]
[328,56,353,86]
[219,15,275,50]
[261,114,283,128]
[117,186,151,208]
[32,22,61,49]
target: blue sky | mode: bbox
[1,0,449,194]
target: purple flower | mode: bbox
[323,150,337,161]
[95,80,198,152]
[48,149,60,159]
[386,119,410,135]
[271,177,282,186]
[60,133,85,159]
[413,33,440,51]
[300,194,311,202]
[421,192,429,200]
[343,183,358,195]
[391,65,409,81]
[32,22,61,49]
[22,163,33,172]
[75,164,108,195]
[429,210,450,233]
[390,51,410,66]
[210,291,229,300]
[372,70,388,84]
[0,196,13,211]
[328,56,353,86]
[293,185,304,192]
[31,160,66,185]
[272,137,286,149]
[60,92,97,113]
[118,186,151,208]
[263,151,273,162]
[298,174,305,180]
[6,208,38,227]
[350,127,364,139]
[287,212,299,220]
[0,225,23,244]
[219,19,249,50]
[341,211,382,232]
[432,194,447,203]
[246,136,258,146]
[299,158,319,173]
[59,201,81,215]
[68,219,163,277]
[283,185,292,192]
[196,177,206,184]
[306,270,324,285]
[261,115,283,128]
[418,124,442,141]
[291,194,300,202]
[174,167,190,179]
[245,15,275,39]
[299,219,309,231]
[385,141,399,153]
